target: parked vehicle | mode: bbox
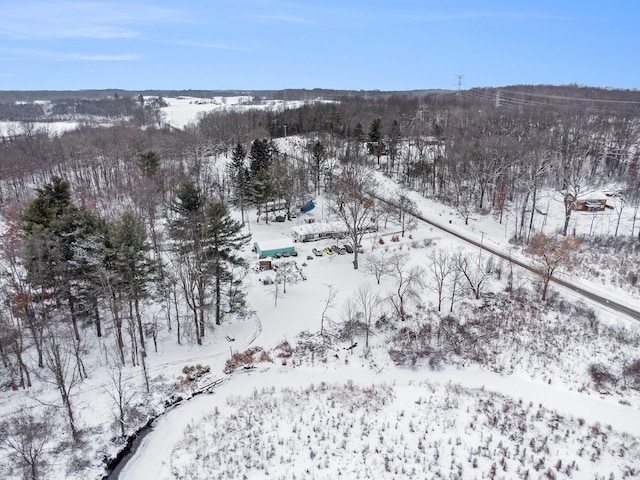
[274,215,286,222]
[312,248,323,257]
[342,244,353,254]
[332,245,345,255]
[322,247,335,255]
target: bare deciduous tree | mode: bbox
[353,284,380,356]
[40,321,81,439]
[0,407,52,480]
[339,298,359,348]
[329,163,376,270]
[320,284,337,337]
[526,233,582,300]
[105,364,137,437]
[456,253,488,300]
[427,249,454,312]
[387,251,425,321]
[396,191,418,238]
[275,262,298,295]
[448,253,465,313]
[362,250,391,285]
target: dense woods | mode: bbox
[1,85,639,479]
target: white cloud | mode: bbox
[247,14,312,25]
[67,53,140,61]
[0,1,184,40]
[409,11,574,22]
[0,45,139,61]
[167,40,249,51]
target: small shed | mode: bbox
[258,259,272,271]
[254,239,296,258]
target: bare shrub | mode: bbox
[224,347,267,374]
[623,359,640,389]
[182,364,211,381]
[588,363,618,391]
[258,351,272,363]
[274,340,294,358]
[388,324,446,369]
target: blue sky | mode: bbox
[0,1,638,91]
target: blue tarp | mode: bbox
[301,200,315,213]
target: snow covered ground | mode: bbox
[122,367,639,480]
[0,120,82,138]
[0,95,329,135]
[160,95,328,129]
[116,182,640,480]
[1,119,639,479]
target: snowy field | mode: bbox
[148,370,640,480]
[159,95,327,129]
[0,94,323,135]
[0,120,82,138]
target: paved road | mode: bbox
[283,153,639,322]
[375,194,640,322]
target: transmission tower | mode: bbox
[455,74,465,100]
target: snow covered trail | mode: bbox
[118,363,640,480]
[427,366,640,435]
[143,310,262,377]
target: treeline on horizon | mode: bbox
[1,82,639,106]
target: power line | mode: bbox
[460,89,631,114]
[503,89,640,105]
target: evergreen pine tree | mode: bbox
[168,181,209,344]
[106,211,157,363]
[249,139,272,178]
[21,177,104,343]
[228,143,250,221]
[204,202,251,325]
[251,169,275,223]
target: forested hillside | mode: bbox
[1,86,639,479]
